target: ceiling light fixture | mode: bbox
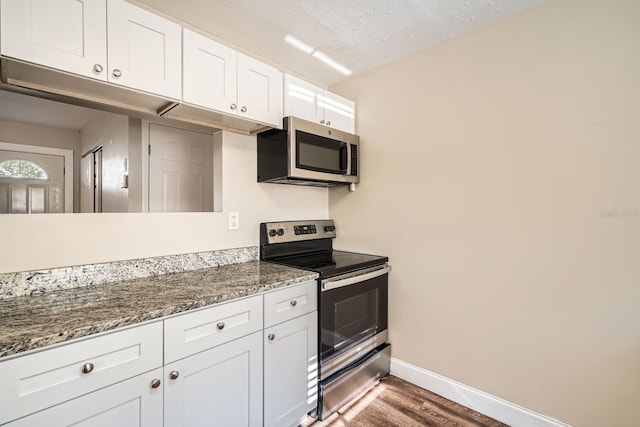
[284,35,352,76]
[284,35,314,55]
[311,50,352,76]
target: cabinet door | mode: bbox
[318,91,355,134]
[283,74,320,124]
[107,0,181,99]
[5,368,164,427]
[164,331,263,427]
[237,53,283,127]
[182,29,238,114]
[264,312,318,427]
[0,0,107,81]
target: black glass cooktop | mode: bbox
[268,250,388,279]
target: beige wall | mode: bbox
[329,0,640,426]
[0,130,328,273]
[0,119,81,211]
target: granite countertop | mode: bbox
[0,261,318,359]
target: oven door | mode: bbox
[319,264,390,378]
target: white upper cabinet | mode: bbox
[107,0,182,99]
[236,53,283,126]
[283,74,319,123]
[183,28,283,127]
[284,73,356,133]
[182,29,237,114]
[0,0,181,100]
[0,0,108,81]
[318,90,355,134]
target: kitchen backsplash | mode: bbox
[0,247,258,299]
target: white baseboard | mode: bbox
[390,358,571,427]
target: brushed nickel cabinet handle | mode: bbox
[290,300,297,307]
[82,363,94,374]
[112,69,122,78]
[320,119,325,124]
[169,371,179,380]
[326,120,331,126]
[217,322,225,330]
[151,379,161,389]
[93,64,103,73]
[230,103,237,110]
[240,106,247,113]
[268,334,275,341]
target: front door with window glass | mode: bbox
[0,150,65,213]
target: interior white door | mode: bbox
[183,29,238,113]
[0,150,65,213]
[237,53,283,127]
[107,0,182,99]
[0,0,107,81]
[148,124,214,212]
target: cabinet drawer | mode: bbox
[0,321,163,425]
[164,295,263,363]
[264,280,317,328]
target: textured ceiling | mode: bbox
[134,0,547,87]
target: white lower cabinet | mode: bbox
[5,367,164,427]
[264,311,318,427]
[164,331,263,427]
[1,281,318,427]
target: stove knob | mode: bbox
[277,228,284,236]
[268,229,277,237]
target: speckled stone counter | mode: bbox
[0,261,318,358]
[0,247,259,299]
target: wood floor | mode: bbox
[306,375,509,427]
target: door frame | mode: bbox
[0,141,74,213]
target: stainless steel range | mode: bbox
[260,220,391,420]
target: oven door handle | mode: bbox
[321,265,391,291]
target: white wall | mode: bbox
[0,130,328,273]
[80,111,130,212]
[329,0,640,426]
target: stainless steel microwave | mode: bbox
[257,116,359,187]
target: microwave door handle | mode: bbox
[340,144,348,172]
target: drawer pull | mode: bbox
[81,363,94,374]
[151,379,161,389]
[268,334,276,341]
[216,322,225,330]
[290,300,298,307]
[169,371,180,380]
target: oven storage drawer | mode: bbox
[164,295,263,363]
[0,321,163,425]
[318,343,391,420]
[264,280,317,328]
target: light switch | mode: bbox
[229,212,240,230]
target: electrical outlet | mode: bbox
[229,212,240,230]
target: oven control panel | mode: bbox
[261,220,336,244]
[294,224,316,235]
